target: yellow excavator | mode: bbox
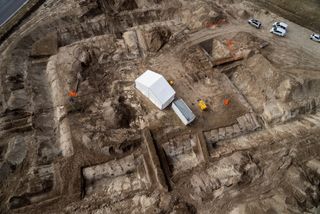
[197,99,207,111]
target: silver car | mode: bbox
[270,26,287,37]
[272,22,288,31]
[248,19,262,29]
[310,33,320,42]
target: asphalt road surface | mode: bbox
[0,0,28,26]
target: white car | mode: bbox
[248,19,262,29]
[273,22,288,30]
[270,27,287,37]
[310,33,320,42]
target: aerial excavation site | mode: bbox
[1,0,320,213]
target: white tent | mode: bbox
[135,70,175,110]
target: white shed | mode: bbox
[135,70,175,110]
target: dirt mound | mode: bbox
[31,32,58,57]
[180,46,212,82]
[98,0,138,13]
[180,1,227,29]
[231,54,320,124]
[231,54,282,111]
[231,32,268,50]
[237,9,251,19]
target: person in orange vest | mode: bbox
[224,98,230,106]
[68,90,78,97]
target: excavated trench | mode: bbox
[57,3,179,46]
[116,95,137,128]
[0,1,181,210]
[1,0,320,213]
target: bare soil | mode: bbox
[0,0,320,213]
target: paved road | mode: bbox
[0,0,29,26]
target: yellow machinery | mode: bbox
[197,99,207,111]
[168,80,174,86]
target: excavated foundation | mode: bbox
[0,0,320,213]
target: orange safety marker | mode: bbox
[226,40,234,51]
[223,98,230,106]
[205,19,227,29]
[68,90,78,97]
[206,23,217,29]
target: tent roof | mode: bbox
[135,70,162,87]
[135,70,175,105]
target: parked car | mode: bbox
[270,27,287,37]
[272,22,288,30]
[310,33,320,42]
[248,19,262,29]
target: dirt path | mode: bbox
[176,20,320,61]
